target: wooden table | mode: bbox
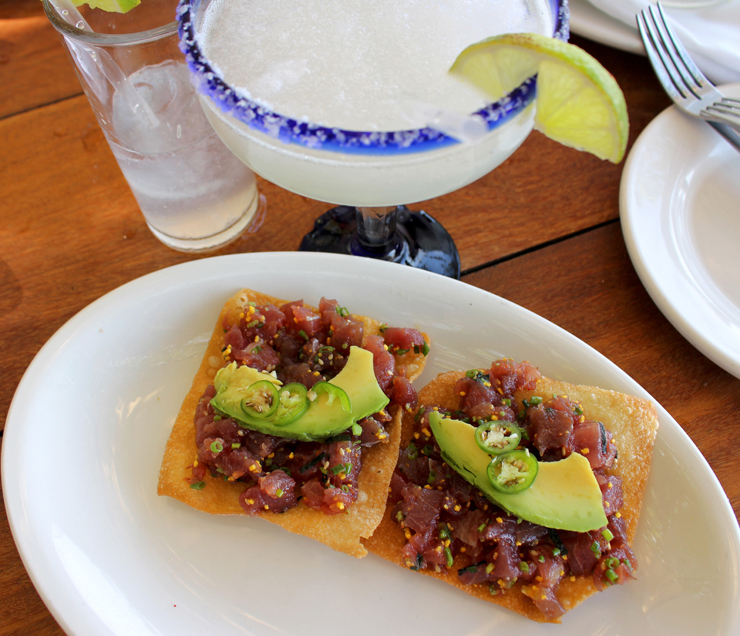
[1,1,738,633]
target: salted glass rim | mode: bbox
[177,0,569,155]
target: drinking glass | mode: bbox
[177,0,568,274]
[43,0,264,252]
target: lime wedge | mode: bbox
[450,33,629,163]
[73,0,141,13]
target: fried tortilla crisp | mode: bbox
[363,368,659,621]
[158,289,428,558]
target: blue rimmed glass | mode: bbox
[177,0,569,277]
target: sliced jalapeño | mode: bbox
[310,381,351,412]
[272,383,309,426]
[240,380,279,419]
[487,449,538,494]
[475,420,523,455]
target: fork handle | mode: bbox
[708,121,740,153]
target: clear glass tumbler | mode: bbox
[43,0,263,252]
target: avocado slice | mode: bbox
[211,362,282,421]
[211,346,390,442]
[429,411,608,532]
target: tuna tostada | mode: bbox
[363,359,659,622]
[157,288,430,558]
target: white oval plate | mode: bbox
[621,83,740,380]
[4,252,739,635]
[569,0,644,53]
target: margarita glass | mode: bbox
[177,0,569,277]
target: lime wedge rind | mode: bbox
[450,33,629,163]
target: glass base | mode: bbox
[298,205,461,279]
[147,193,266,253]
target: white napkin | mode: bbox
[587,0,740,84]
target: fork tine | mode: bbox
[637,9,685,101]
[638,3,740,133]
[705,102,740,127]
[648,4,707,100]
[652,3,712,95]
[712,98,740,117]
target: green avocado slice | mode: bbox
[211,346,390,442]
[429,411,608,532]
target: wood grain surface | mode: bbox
[0,1,736,633]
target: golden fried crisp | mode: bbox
[158,289,429,558]
[363,370,659,621]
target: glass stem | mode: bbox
[355,206,398,253]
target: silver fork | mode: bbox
[637,3,740,148]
